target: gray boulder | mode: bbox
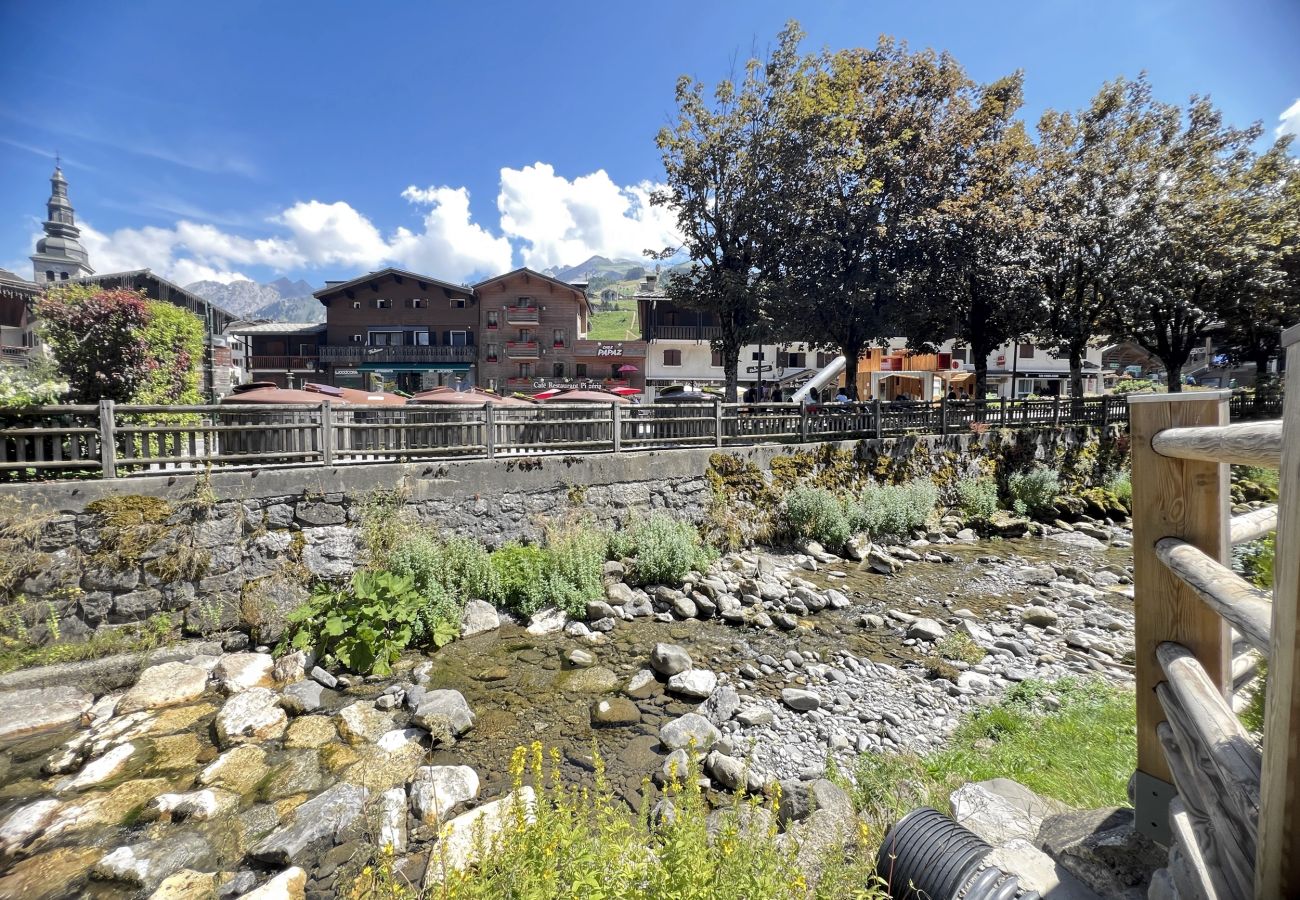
[650,642,692,676]
[666,669,717,699]
[412,690,475,737]
[659,713,721,751]
[699,685,741,725]
[250,782,368,864]
[781,688,820,712]
[460,600,500,637]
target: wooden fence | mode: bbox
[1128,341,1298,897]
[0,391,1269,482]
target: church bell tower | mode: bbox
[31,163,94,284]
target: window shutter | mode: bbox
[466,331,475,346]
[444,330,452,346]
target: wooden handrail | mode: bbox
[1229,506,1278,546]
[1152,421,1283,468]
[1156,538,1273,654]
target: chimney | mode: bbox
[643,273,658,292]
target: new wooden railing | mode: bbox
[1128,329,1298,899]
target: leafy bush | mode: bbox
[285,570,423,675]
[936,632,986,665]
[954,477,999,522]
[1112,378,1160,395]
[386,533,499,644]
[782,486,851,549]
[0,366,67,409]
[545,523,607,609]
[490,544,553,616]
[1007,468,1061,519]
[847,479,937,540]
[614,514,716,584]
[1105,470,1132,506]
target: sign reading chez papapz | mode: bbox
[595,344,624,357]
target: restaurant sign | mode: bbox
[595,344,624,357]
[533,379,607,390]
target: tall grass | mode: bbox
[612,514,717,584]
[847,479,937,540]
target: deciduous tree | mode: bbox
[36,285,154,403]
[650,24,802,402]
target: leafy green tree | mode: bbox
[1109,96,1279,392]
[650,23,803,401]
[900,73,1041,399]
[1213,141,1300,394]
[1028,76,1174,400]
[36,285,153,403]
[0,366,67,408]
[137,301,205,405]
[767,37,984,394]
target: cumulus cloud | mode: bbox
[497,163,681,269]
[1278,98,1300,138]
[35,164,678,287]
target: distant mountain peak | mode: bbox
[186,277,320,321]
[544,255,646,283]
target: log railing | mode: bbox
[1129,326,1299,898]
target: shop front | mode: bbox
[333,362,474,394]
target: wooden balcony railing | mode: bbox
[652,325,721,341]
[505,306,539,324]
[248,355,319,371]
[318,345,475,364]
[0,345,31,362]
[1127,326,1300,898]
[505,341,540,359]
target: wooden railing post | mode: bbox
[1000,396,1008,427]
[940,396,949,436]
[873,397,883,440]
[611,402,622,453]
[714,401,723,449]
[320,400,334,467]
[1256,324,1300,898]
[98,399,117,478]
[484,403,496,459]
[799,403,809,443]
[1128,390,1233,845]
[1052,394,1061,427]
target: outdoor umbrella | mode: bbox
[533,389,562,399]
[220,386,325,405]
[616,364,639,373]
[303,382,407,406]
[409,387,534,406]
[610,386,641,396]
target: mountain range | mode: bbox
[543,255,647,283]
[185,277,322,322]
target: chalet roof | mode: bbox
[473,267,592,314]
[226,322,326,336]
[0,268,36,288]
[312,267,473,300]
[69,269,237,323]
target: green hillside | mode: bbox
[587,297,640,340]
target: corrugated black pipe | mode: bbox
[875,807,1041,900]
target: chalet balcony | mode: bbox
[505,306,539,325]
[249,355,320,371]
[319,345,476,364]
[653,325,721,341]
[505,341,540,359]
[0,345,32,365]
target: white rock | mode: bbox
[236,866,307,900]
[409,765,480,824]
[0,798,61,856]
[667,669,717,699]
[525,607,567,635]
[377,728,426,754]
[119,662,209,713]
[335,701,394,744]
[213,653,275,693]
[0,685,92,742]
[428,788,537,881]
[460,599,500,637]
[378,787,408,853]
[147,788,239,822]
[55,742,135,793]
[214,688,286,747]
[950,778,1068,846]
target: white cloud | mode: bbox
[497,163,681,269]
[1278,98,1300,138]
[27,164,679,287]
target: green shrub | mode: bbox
[936,632,986,665]
[545,523,607,610]
[1112,378,1160,394]
[848,479,937,539]
[1007,468,1061,519]
[615,514,717,584]
[954,477,999,522]
[386,533,498,644]
[285,570,423,675]
[782,486,851,549]
[490,544,553,616]
[1105,470,1132,506]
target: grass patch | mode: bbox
[0,612,177,674]
[586,300,640,341]
[836,678,1135,847]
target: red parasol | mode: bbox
[538,389,631,404]
[610,386,642,396]
[616,364,639,373]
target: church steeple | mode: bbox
[31,163,94,284]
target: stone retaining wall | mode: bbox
[0,427,1121,644]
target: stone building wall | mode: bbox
[0,426,1124,644]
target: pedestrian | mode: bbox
[835,387,850,403]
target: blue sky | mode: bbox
[2,0,1297,288]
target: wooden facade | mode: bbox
[475,268,596,394]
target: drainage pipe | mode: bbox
[875,807,1042,900]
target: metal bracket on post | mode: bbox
[611,402,622,453]
[714,401,723,449]
[484,403,496,459]
[320,400,334,467]
[1132,770,1176,848]
[98,399,117,478]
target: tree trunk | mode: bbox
[973,355,988,403]
[722,345,739,403]
[1165,362,1184,393]
[1069,350,1085,416]
[842,346,859,402]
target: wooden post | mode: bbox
[98,399,117,478]
[484,403,496,459]
[873,397,883,440]
[320,400,334,466]
[799,404,809,443]
[940,396,949,436]
[1000,396,1008,427]
[1128,390,1232,845]
[1255,324,1300,898]
[611,402,622,453]
[1052,394,1061,427]
[714,401,723,449]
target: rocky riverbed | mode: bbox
[0,520,1138,899]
